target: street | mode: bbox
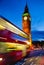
[15,49,44,65]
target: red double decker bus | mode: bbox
[0,16,31,65]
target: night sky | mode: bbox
[0,0,44,31]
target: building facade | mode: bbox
[22,4,31,36]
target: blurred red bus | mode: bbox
[0,16,31,65]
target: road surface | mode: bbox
[15,49,44,65]
[22,56,44,65]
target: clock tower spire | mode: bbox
[22,3,31,36]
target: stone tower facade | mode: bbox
[22,4,31,36]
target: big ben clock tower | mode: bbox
[22,4,31,36]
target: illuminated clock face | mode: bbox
[24,16,27,20]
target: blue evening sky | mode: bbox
[0,0,44,31]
